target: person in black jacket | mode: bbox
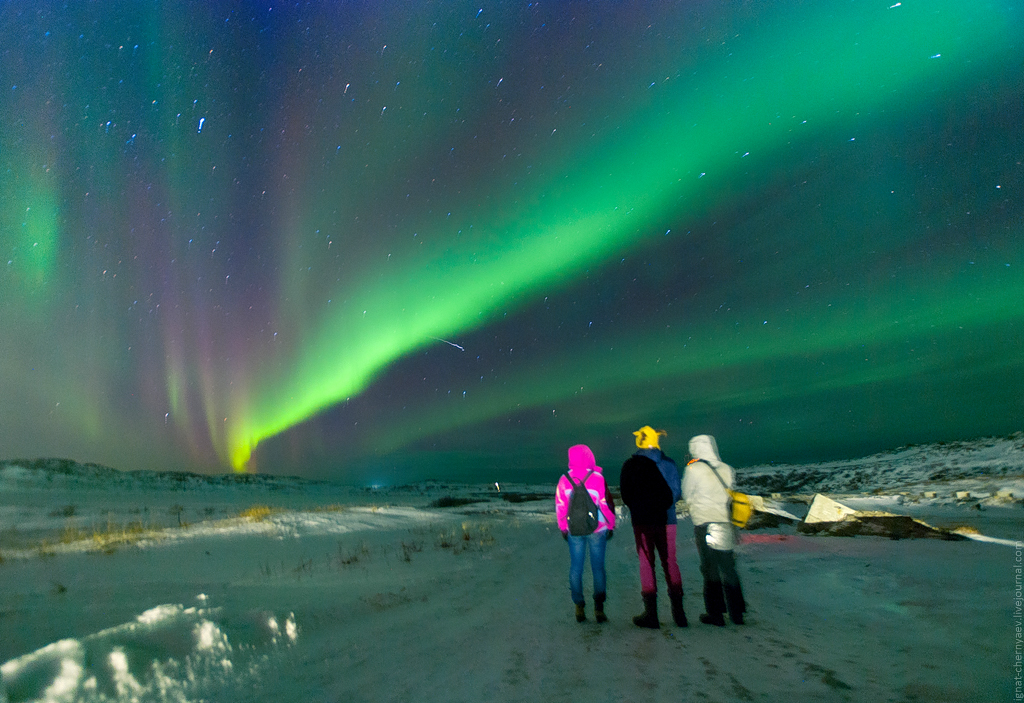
[619,447,678,628]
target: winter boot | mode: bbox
[725,584,746,625]
[632,593,660,629]
[669,591,688,627]
[593,593,608,623]
[702,580,727,625]
[699,612,726,627]
[575,603,586,623]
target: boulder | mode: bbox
[798,494,966,540]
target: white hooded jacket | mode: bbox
[682,434,734,527]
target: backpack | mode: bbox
[565,470,600,536]
[704,462,753,529]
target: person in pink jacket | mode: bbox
[556,444,616,622]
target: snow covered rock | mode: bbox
[798,494,966,540]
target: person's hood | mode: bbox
[688,434,722,464]
[567,444,602,477]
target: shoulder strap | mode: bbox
[565,469,594,490]
[702,460,730,491]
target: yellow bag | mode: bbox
[728,489,752,528]
[702,459,753,529]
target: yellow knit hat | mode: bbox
[633,426,666,449]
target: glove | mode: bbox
[606,529,614,541]
[561,530,569,541]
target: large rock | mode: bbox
[798,494,965,540]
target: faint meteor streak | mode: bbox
[432,337,465,351]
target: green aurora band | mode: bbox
[225,1,1019,470]
[0,0,1020,477]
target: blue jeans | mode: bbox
[568,531,608,605]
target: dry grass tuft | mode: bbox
[949,524,981,535]
[310,504,347,513]
[90,519,163,552]
[59,525,90,544]
[239,505,275,521]
[337,541,371,566]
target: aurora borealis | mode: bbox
[1,1,1021,482]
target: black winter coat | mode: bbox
[619,455,675,526]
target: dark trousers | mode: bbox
[693,524,745,620]
[632,524,683,596]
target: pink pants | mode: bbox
[633,524,683,596]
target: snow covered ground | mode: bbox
[1,435,1022,702]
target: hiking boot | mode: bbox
[725,584,746,625]
[669,592,688,627]
[632,593,659,629]
[575,603,586,622]
[699,613,726,627]
[594,593,608,623]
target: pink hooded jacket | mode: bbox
[555,444,616,533]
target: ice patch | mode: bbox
[136,604,183,626]
[108,649,143,700]
[284,614,298,643]
[0,597,297,703]
[194,620,230,654]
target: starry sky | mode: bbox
[1,0,1021,484]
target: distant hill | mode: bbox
[0,457,325,493]
[737,432,1024,494]
[4,432,1023,497]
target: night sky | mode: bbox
[2,1,1021,483]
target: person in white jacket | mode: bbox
[682,434,746,626]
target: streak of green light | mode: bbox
[364,254,1024,453]
[224,0,1018,469]
[0,166,59,292]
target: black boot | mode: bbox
[702,579,727,626]
[669,591,688,627]
[632,593,659,629]
[725,584,746,625]
[699,612,725,626]
[594,593,608,623]
[575,602,586,622]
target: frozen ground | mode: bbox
[1,435,1022,702]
